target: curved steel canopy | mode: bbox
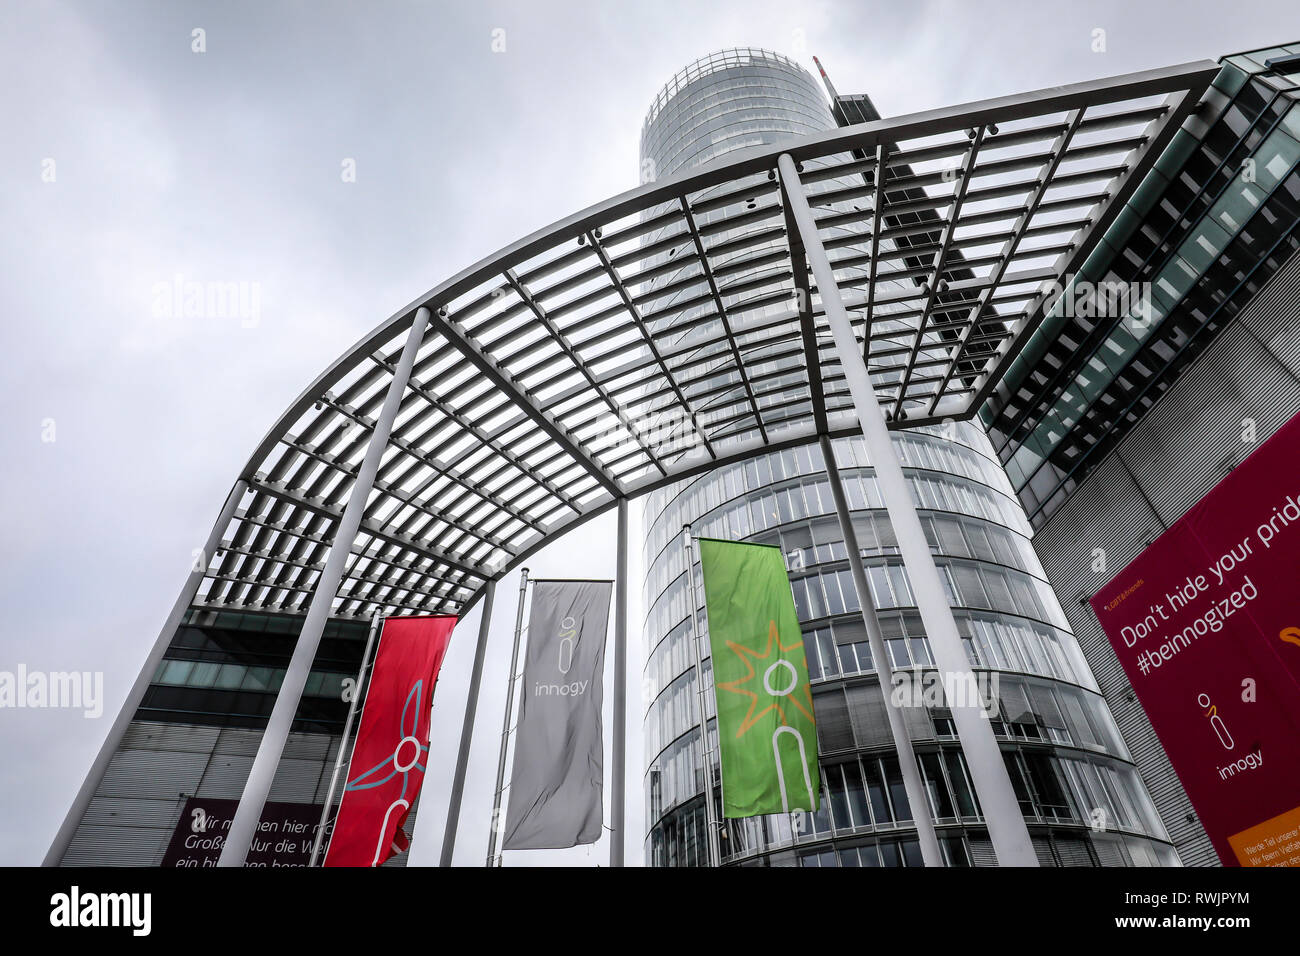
[195,59,1216,622]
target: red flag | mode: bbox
[324,615,456,867]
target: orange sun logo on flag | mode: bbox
[716,620,814,738]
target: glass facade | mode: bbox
[140,608,369,732]
[981,43,1300,867]
[642,48,832,178]
[638,50,1175,867]
[52,607,421,866]
[983,46,1300,527]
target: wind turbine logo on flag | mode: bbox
[344,678,429,866]
[716,619,817,812]
[696,537,820,820]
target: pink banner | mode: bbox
[1091,411,1300,866]
[324,615,456,867]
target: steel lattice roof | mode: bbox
[192,59,1217,620]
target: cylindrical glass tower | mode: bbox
[638,49,1177,867]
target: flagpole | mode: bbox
[610,499,628,867]
[487,568,528,866]
[440,577,497,866]
[309,607,383,867]
[682,526,721,868]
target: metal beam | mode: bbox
[818,434,941,866]
[970,84,1210,412]
[779,176,830,436]
[281,427,517,552]
[893,126,986,418]
[926,109,1086,416]
[244,476,486,581]
[441,576,497,865]
[218,306,432,867]
[431,310,623,499]
[586,226,720,461]
[504,268,668,477]
[680,200,772,444]
[863,143,888,360]
[396,374,585,514]
[780,153,1039,866]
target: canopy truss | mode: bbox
[194,59,1217,620]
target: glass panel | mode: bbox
[863,758,892,826]
[159,659,194,685]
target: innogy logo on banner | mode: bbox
[534,614,589,698]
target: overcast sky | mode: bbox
[2,0,1297,868]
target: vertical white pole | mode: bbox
[818,433,942,866]
[779,153,1037,866]
[309,607,383,867]
[219,305,431,867]
[487,568,528,866]
[440,577,498,866]
[43,478,248,866]
[682,526,720,868]
[610,499,628,867]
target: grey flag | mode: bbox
[502,579,612,850]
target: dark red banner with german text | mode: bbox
[1090,411,1300,866]
[324,615,456,867]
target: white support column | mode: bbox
[43,478,248,866]
[610,498,628,867]
[779,153,1038,867]
[819,434,943,867]
[439,577,497,866]
[218,305,431,867]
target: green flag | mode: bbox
[698,538,819,818]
